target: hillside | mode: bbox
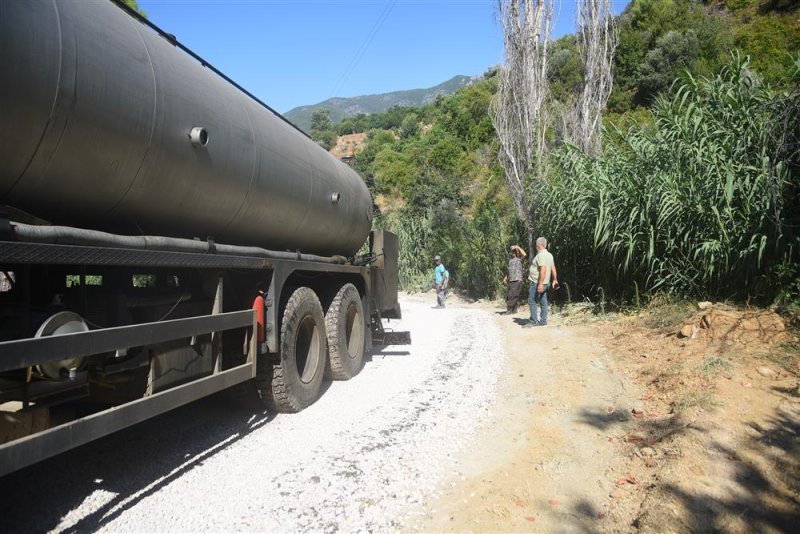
[342,0,799,308]
[285,75,474,133]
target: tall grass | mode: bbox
[537,55,799,303]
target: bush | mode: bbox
[538,55,799,303]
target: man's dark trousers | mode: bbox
[506,280,522,312]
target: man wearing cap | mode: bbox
[502,245,527,314]
[433,255,449,308]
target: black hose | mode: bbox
[11,222,348,265]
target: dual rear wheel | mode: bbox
[258,284,365,413]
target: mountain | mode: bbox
[284,75,475,133]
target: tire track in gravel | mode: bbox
[237,305,506,533]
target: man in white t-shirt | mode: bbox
[524,237,559,327]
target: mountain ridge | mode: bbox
[284,75,475,132]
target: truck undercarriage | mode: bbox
[0,224,407,476]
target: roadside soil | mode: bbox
[419,296,800,533]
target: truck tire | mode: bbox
[325,283,365,380]
[258,287,327,412]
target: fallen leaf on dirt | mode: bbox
[515,499,524,508]
[625,434,645,443]
[525,516,536,522]
[625,475,638,484]
[547,499,560,506]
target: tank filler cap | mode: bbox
[330,192,341,204]
[189,127,209,147]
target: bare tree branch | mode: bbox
[491,0,554,244]
[572,0,618,155]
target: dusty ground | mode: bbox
[419,296,800,533]
[329,132,367,158]
[1,293,797,532]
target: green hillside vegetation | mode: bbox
[285,75,473,133]
[342,0,799,310]
[122,0,146,16]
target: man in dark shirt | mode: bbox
[502,245,527,314]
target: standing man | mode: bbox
[502,245,527,314]
[525,237,559,326]
[433,255,449,308]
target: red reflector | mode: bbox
[252,295,265,343]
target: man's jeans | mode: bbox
[437,287,447,307]
[528,283,550,324]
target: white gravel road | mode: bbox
[0,294,505,532]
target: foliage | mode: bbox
[537,55,799,303]
[399,113,420,139]
[310,108,332,132]
[609,0,731,111]
[334,2,798,307]
[637,30,699,101]
[310,109,337,150]
[123,0,146,17]
[549,35,583,104]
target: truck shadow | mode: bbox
[0,341,409,532]
[0,392,274,533]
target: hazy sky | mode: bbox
[137,0,629,113]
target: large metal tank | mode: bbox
[0,0,372,256]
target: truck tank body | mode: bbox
[0,0,372,257]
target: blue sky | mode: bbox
[137,0,629,113]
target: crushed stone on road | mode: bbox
[0,295,505,533]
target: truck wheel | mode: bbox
[258,287,327,412]
[325,283,365,380]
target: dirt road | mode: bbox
[422,297,800,533]
[0,294,508,532]
[1,293,796,532]
[420,299,639,532]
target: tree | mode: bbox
[310,109,337,150]
[637,30,699,100]
[310,109,333,133]
[399,113,420,139]
[491,0,555,246]
[123,0,146,17]
[571,0,618,155]
[313,130,337,151]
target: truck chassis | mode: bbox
[0,229,405,476]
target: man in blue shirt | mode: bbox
[433,255,449,308]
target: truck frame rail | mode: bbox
[0,309,258,476]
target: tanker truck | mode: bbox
[0,0,408,477]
